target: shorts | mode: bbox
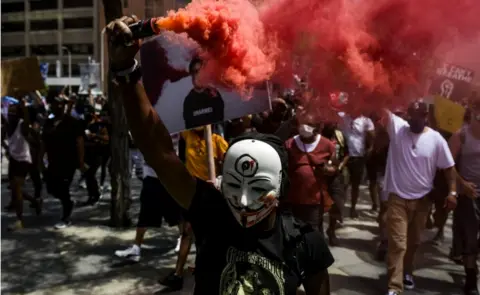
[452,195,480,256]
[347,157,366,185]
[8,158,31,179]
[137,176,186,228]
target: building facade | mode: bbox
[1,0,176,89]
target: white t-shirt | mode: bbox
[338,112,374,157]
[384,112,454,200]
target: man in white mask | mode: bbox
[106,15,334,295]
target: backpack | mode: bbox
[280,212,314,285]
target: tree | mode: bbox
[102,0,132,227]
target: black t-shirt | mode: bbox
[183,87,224,129]
[42,115,83,169]
[189,179,334,295]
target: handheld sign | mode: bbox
[429,62,475,101]
[433,96,466,134]
[1,57,45,97]
[140,31,271,134]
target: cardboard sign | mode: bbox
[1,57,45,97]
[429,62,475,101]
[140,32,270,134]
[433,96,466,134]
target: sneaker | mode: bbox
[387,291,399,295]
[7,220,24,232]
[175,237,181,253]
[114,245,141,262]
[158,271,184,291]
[54,220,72,229]
[404,274,415,290]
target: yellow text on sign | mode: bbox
[434,96,466,134]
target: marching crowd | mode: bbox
[2,19,480,295]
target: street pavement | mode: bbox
[1,159,476,295]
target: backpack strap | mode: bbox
[281,213,313,285]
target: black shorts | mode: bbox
[137,176,186,228]
[8,158,31,179]
[347,156,366,185]
[453,195,480,256]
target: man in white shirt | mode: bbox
[382,100,457,295]
[338,112,376,217]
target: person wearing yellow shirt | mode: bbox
[159,126,228,290]
[181,127,229,180]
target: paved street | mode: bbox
[1,160,475,295]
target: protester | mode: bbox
[6,101,41,231]
[285,112,335,237]
[321,122,350,246]
[381,100,457,295]
[338,110,376,217]
[449,96,480,295]
[106,15,334,294]
[42,92,86,229]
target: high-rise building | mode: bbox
[1,0,176,91]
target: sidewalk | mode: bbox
[0,163,471,295]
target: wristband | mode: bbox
[112,65,142,85]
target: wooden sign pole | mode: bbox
[204,125,216,182]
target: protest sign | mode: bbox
[428,62,475,101]
[433,95,466,134]
[140,32,271,134]
[1,57,45,97]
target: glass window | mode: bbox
[1,46,26,58]
[31,45,58,55]
[63,17,93,29]
[63,0,93,9]
[64,43,94,55]
[1,2,25,13]
[30,20,58,31]
[29,0,58,11]
[1,22,25,33]
[62,63,80,76]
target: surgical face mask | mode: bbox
[221,139,283,228]
[298,124,315,138]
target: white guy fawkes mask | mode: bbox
[221,139,283,228]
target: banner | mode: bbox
[140,32,271,134]
[1,57,45,97]
[78,62,102,95]
[433,96,466,134]
[429,62,475,101]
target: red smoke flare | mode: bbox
[150,0,480,113]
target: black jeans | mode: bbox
[85,153,102,201]
[46,165,76,221]
[29,164,42,199]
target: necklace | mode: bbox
[409,132,420,150]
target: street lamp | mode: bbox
[100,27,106,94]
[62,46,72,95]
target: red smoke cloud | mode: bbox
[146,0,480,114]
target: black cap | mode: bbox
[407,99,428,115]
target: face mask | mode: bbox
[298,124,315,138]
[221,139,282,228]
[408,118,426,134]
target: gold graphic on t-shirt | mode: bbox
[220,247,285,295]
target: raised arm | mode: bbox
[106,16,196,209]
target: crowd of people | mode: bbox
[2,16,479,295]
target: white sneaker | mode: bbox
[387,291,399,295]
[403,274,415,290]
[55,221,72,229]
[115,245,141,262]
[175,237,181,253]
